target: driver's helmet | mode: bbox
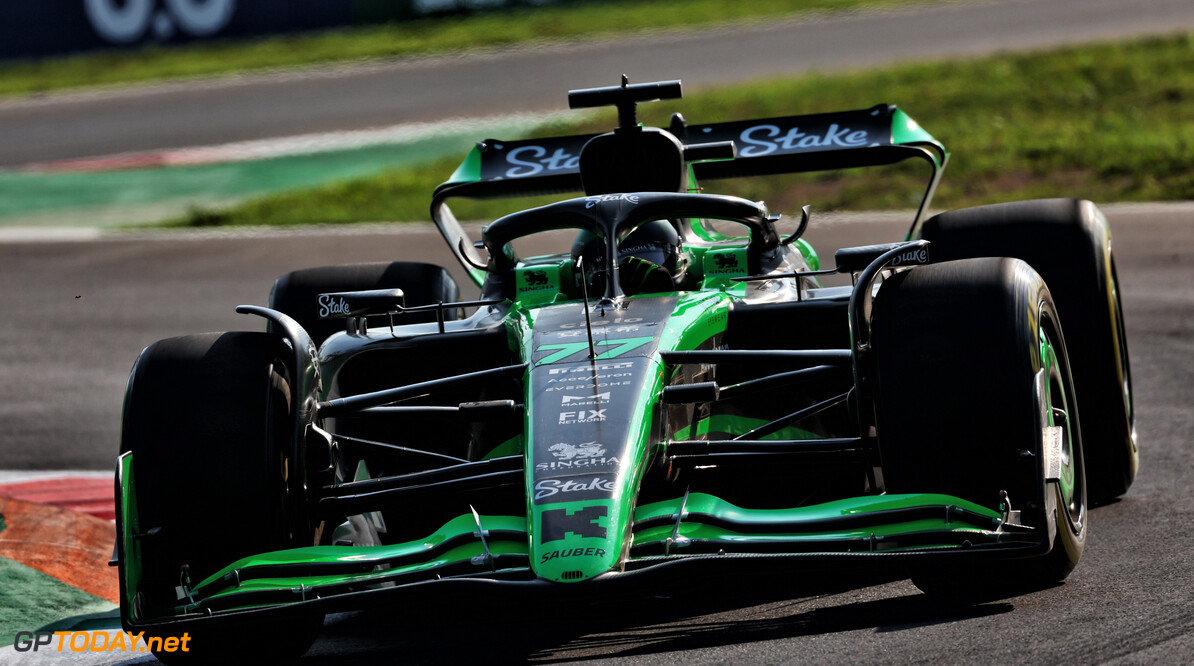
[617,220,688,294]
[571,220,688,296]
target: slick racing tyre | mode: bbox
[872,258,1087,594]
[119,332,321,662]
[268,261,462,347]
[916,199,1135,504]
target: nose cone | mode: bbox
[533,499,619,581]
[523,301,672,582]
[519,293,729,582]
[526,353,658,582]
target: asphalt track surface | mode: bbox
[3,0,1194,167]
[2,204,1192,663]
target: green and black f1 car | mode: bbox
[113,78,1137,661]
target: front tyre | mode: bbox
[871,258,1086,594]
[917,199,1135,504]
[119,332,321,662]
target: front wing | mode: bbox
[115,454,1048,632]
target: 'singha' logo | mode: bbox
[549,442,606,460]
[714,254,740,269]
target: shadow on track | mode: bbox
[305,571,1017,663]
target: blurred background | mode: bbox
[2,0,1192,232]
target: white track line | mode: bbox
[18,111,574,172]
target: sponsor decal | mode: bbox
[584,193,640,208]
[538,442,619,472]
[890,247,930,266]
[559,318,643,329]
[547,361,633,375]
[555,324,644,335]
[714,254,740,270]
[504,145,581,178]
[318,294,350,318]
[544,381,630,392]
[535,477,616,500]
[561,393,610,405]
[546,372,632,385]
[487,116,886,181]
[518,267,558,297]
[540,546,607,564]
[705,250,747,277]
[540,506,609,541]
[535,456,620,472]
[737,123,870,157]
[618,243,661,257]
[549,442,605,459]
[84,0,235,44]
[558,409,607,425]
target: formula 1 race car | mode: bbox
[113,78,1137,662]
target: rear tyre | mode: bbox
[268,261,461,347]
[120,332,321,662]
[917,199,1135,504]
[871,258,1086,594]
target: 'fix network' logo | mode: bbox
[559,409,606,424]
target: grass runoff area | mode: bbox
[167,32,1194,227]
[1,0,933,96]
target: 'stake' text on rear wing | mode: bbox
[432,104,949,286]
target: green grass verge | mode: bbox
[1,0,931,97]
[169,32,1194,228]
[0,557,115,648]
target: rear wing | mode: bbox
[432,104,949,286]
